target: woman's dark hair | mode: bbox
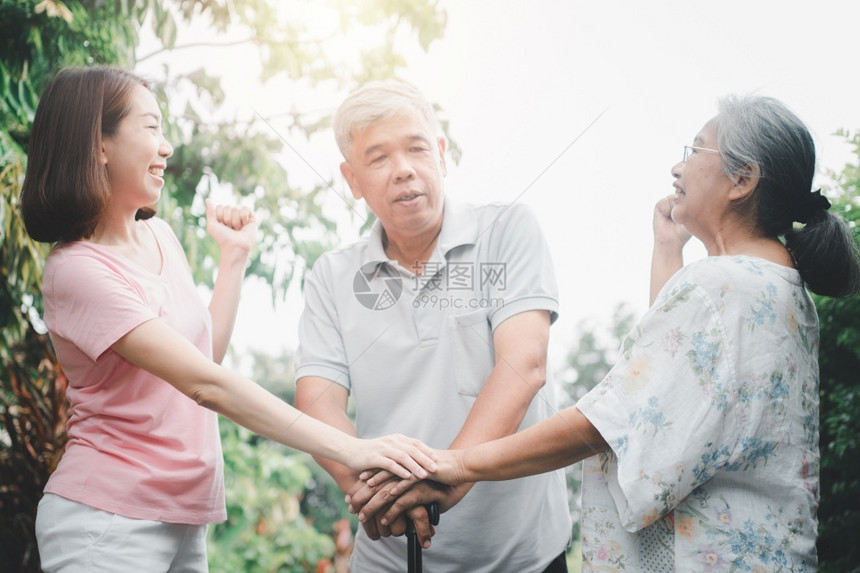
[20,66,155,243]
[713,95,860,297]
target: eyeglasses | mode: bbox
[683,145,720,162]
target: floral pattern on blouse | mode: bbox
[577,257,820,572]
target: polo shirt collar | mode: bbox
[436,198,479,256]
[364,221,390,265]
[361,196,479,266]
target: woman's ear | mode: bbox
[729,163,761,200]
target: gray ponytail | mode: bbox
[713,95,860,297]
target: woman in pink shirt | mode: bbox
[20,66,437,572]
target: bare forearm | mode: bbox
[650,244,683,306]
[450,365,542,449]
[197,371,359,464]
[461,406,607,482]
[294,379,360,493]
[305,415,361,495]
[209,247,250,363]
[452,311,550,449]
[444,364,543,503]
[115,322,353,463]
[114,321,436,482]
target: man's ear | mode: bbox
[340,161,362,200]
[437,137,447,177]
[729,163,761,201]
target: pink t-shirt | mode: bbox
[42,217,226,524]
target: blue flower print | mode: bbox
[747,283,778,329]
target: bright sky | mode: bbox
[137,0,860,372]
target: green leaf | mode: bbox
[0,59,10,101]
[156,7,178,48]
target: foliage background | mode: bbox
[814,133,860,573]
[0,1,446,570]
[1,1,858,572]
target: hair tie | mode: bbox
[794,189,831,224]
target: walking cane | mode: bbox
[406,502,440,573]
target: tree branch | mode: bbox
[137,33,341,63]
[137,37,257,63]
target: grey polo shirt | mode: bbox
[296,198,571,573]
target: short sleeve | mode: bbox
[484,203,559,329]
[576,278,740,531]
[294,257,352,390]
[44,255,158,362]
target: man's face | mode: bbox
[340,111,447,241]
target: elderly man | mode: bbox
[295,80,571,572]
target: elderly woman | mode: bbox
[371,95,860,570]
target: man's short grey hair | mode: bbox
[333,80,440,159]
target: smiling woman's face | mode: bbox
[101,85,173,213]
[669,119,737,239]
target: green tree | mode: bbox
[0,1,446,570]
[211,348,358,572]
[212,420,336,573]
[816,130,860,572]
[240,348,357,539]
[557,303,637,406]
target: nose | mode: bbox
[392,153,415,182]
[671,160,683,179]
[159,134,174,159]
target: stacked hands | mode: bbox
[345,448,465,550]
[207,198,466,551]
[207,198,465,550]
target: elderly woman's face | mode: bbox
[670,120,736,237]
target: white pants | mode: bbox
[35,493,208,573]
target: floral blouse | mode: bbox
[576,256,819,572]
